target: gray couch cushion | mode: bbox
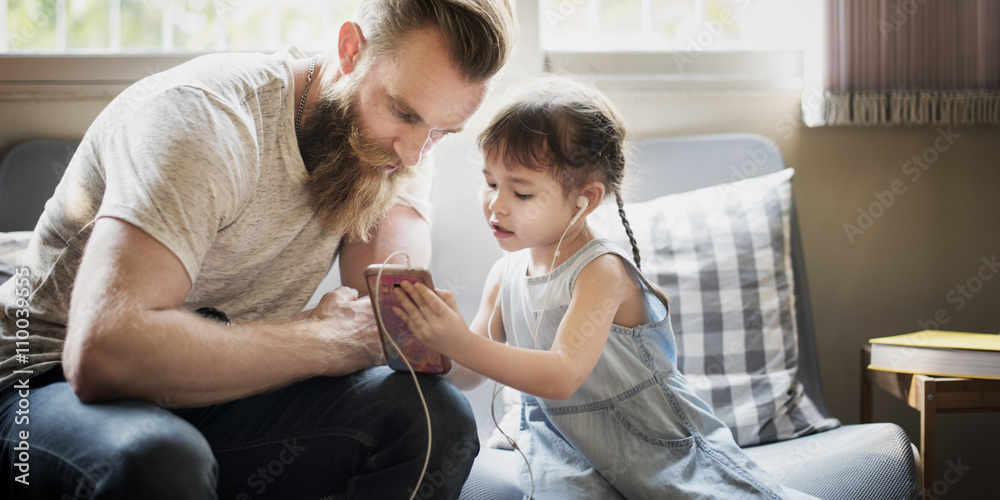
[463,423,921,500]
[743,423,920,500]
[459,449,523,500]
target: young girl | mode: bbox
[392,77,810,499]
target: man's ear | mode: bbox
[338,21,366,75]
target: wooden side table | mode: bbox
[860,345,1000,497]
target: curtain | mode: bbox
[805,0,1000,126]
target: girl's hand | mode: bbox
[392,281,468,353]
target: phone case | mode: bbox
[364,264,452,374]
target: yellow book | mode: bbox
[868,330,1000,380]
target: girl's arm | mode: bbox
[436,258,507,390]
[395,254,638,401]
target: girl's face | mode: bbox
[480,156,581,254]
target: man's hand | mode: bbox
[307,286,385,375]
[391,281,470,356]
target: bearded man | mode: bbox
[0,1,515,498]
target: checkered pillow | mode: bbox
[597,168,840,446]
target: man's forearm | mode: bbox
[64,308,370,407]
[62,217,387,407]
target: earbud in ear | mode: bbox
[568,196,589,227]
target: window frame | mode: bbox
[0,54,196,101]
[534,0,815,92]
[545,50,803,91]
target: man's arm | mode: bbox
[62,217,384,407]
[338,204,431,294]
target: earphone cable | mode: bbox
[486,252,534,500]
[371,251,432,500]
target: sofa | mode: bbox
[0,134,921,499]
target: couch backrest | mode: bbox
[0,140,78,232]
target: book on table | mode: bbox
[868,330,1000,380]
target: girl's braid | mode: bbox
[615,191,641,270]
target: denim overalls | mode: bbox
[500,239,797,499]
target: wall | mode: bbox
[2,82,997,498]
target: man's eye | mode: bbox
[394,107,418,123]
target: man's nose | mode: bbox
[397,127,436,167]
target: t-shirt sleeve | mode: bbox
[95,86,257,284]
[394,149,435,224]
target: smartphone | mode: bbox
[364,264,452,374]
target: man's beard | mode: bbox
[298,80,419,242]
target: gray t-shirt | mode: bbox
[0,48,433,388]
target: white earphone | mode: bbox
[555,196,590,260]
[569,195,588,226]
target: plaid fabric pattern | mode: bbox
[598,168,839,447]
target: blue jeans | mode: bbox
[1,366,479,499]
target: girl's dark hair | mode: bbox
[477,76,643,269]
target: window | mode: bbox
[2,0,359,53]
[537,0,821,90]
[540,0,805,52]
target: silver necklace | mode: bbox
[295,55,318,138]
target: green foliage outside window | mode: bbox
[3,0,360,53]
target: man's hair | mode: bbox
[354,0,517,82]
